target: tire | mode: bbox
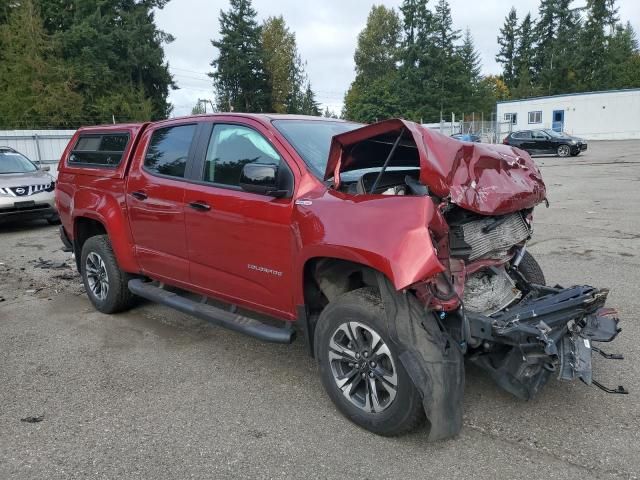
[557,144,571,157]
[314,287,425,436]
[80,235,135,314]
[517,251,546,285]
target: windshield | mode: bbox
[543,129,566,138]
[0,151,37,174]
[273,119,362,177]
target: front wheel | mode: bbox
[81,235,135,314]
[314,288,425,436]
[516,251,546,285]
[557,144,571,157]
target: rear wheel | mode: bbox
[81,235,135,313]
[557,144,571,157]
[314,288,424,436]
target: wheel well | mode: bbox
[73,217,107,270]
[303,258,380,318]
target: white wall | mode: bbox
[497,89,640,140]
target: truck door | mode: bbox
[183,120,297,319]
[125,122,198,284]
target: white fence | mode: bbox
[0,130,75,178]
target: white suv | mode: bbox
[0,147,58,224]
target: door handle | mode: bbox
[189,201,211,211]
[130,190,148,201]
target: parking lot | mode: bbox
[1,140,639,479]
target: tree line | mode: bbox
[1,0,638,129]
[208,0,321,116]
[0,0,174,129]
[496,0,640,99]
[343,0,640,124]
[343,0,505,124]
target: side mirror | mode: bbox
[40,165,51,172]
[240,163,291,198]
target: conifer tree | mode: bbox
[210,0,270,112]
[496,7,519,89]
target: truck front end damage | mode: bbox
[326,119,626,438]
[424,205,627,401]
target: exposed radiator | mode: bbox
[451,213,530,261]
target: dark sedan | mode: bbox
[503,129,587,157]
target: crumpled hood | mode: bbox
[0,169,53,188]
[325,118,547,215]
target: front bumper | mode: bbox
[0,191,57,223]
[468,284,624,399]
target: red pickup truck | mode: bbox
[55,114,625,440]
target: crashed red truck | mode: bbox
[55,115,626,440]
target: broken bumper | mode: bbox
[467,285,625,399]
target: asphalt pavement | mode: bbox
[1,140,638,479]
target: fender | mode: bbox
[71,186,140,273]
[293,189,446,305]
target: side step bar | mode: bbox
[128,279,296,344]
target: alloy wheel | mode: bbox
[328,321,398,413]
[558,145,570,157]
[85,252,109,301]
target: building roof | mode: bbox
[497,87,640,105]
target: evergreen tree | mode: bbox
[608,22,640,88]
[577,0,617,91]
[0,0,83,128]
[549,0,581,94]
[398,0,435,121]
[41,0,175,122]
[513,13,535,93]
[344,5,402,122]
[533,0,557,89]
[431,0,461,120]
[300,82,320,116]
[496,7,519,89]
[210,0,270,112]
[262,16,304,114]
[322,107,339,119]
[457,28,482,113]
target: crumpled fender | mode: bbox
[376,273,464,441]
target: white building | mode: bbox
[496,88,640,140]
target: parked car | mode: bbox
[503,129,587,157]
[0,146,58,224]
[55,115,624,440]
[451,132,481,142]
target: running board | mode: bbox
[128,279,295,344]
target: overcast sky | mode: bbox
[155,0,640,117]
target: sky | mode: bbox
[155,0,640,117]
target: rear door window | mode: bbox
[144,124,197,179]
[69,133,130,167]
